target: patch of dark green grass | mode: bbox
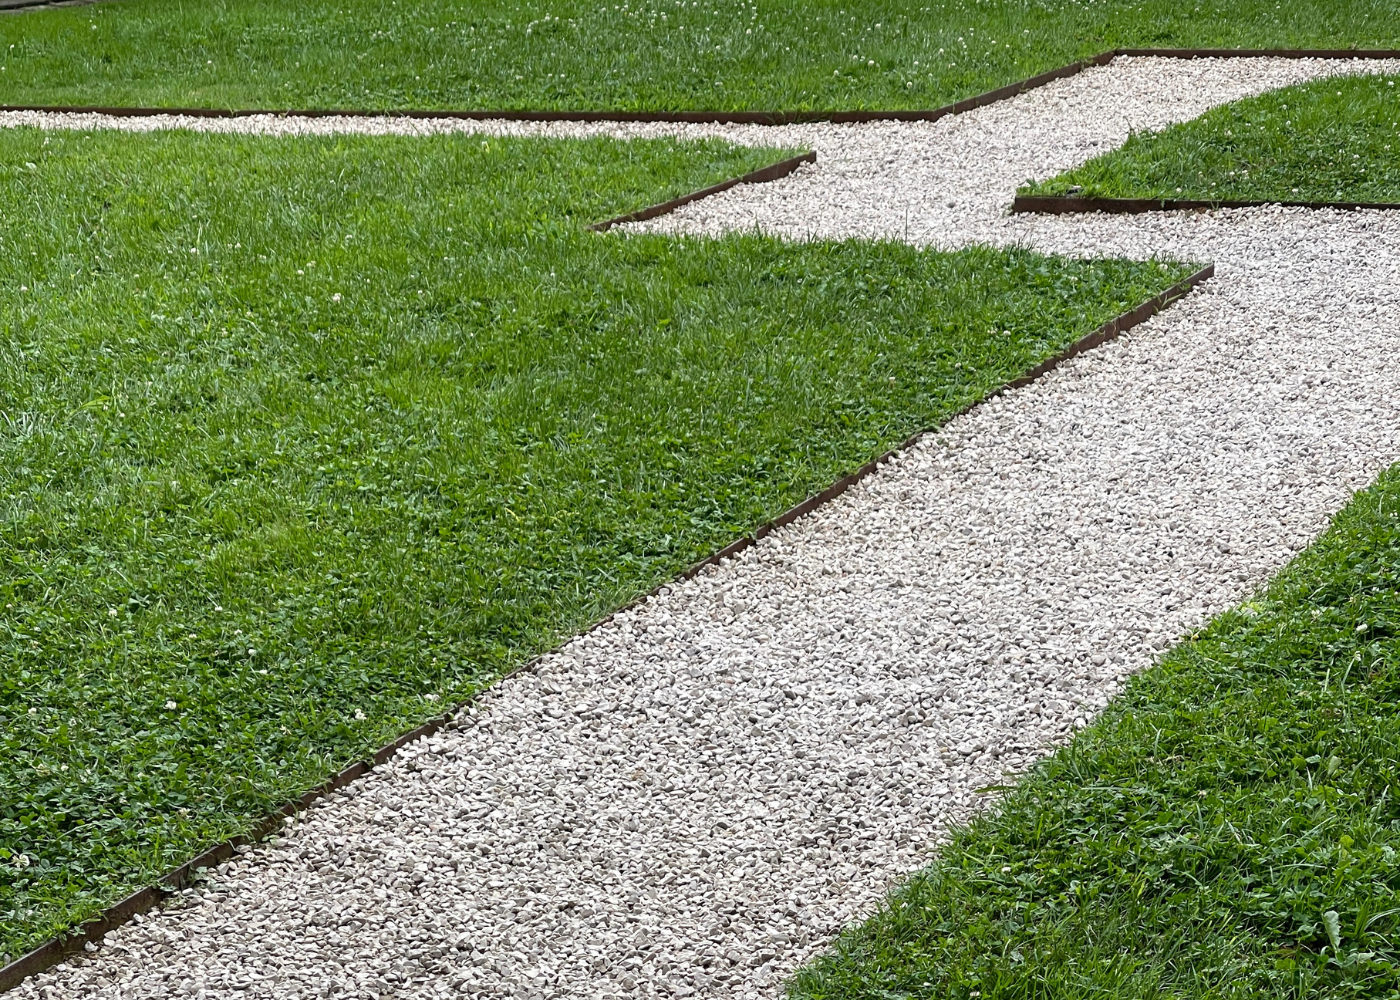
[1022,73,1400,203]
[0,125,1192,962]
[0,0,1397,112]
[792,466,1400,999]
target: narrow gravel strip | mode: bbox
[12,57,1400,1000]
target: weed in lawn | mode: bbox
[1022,73,1400,204]
[792,464,1400,999]
[0,125,1194,962]
[0,0,1396,112]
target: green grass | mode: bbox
[0,124,1192,962]
[0,0,1397,112]
[1022,73,1400,203]
[792,466,1400,1000]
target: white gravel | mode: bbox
[13,56,1400,1000]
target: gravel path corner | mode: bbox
[9,54,1400,1000]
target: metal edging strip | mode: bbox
[588,151,816,232]
[674,264,1217,574]
[1013,195,1400,215]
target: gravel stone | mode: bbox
[11,56,1400,999]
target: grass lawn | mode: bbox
[0,0,1396,112]
[792,465,1400,1000]
[1021,72,1400,204]
[0,124,1193,962]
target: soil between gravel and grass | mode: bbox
[0,0,1398,112]
[792,464,1400,1000]
[0,123,1196,963]
[1021,72,1400,204]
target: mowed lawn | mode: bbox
[0,0,1396,112]
[1022,72,1400,203]
[0,125,1193,961]
[794,466,1400,1000]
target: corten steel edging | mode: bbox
[1118,47,1400,59]
[671,263,1216,576]
[589,151,815,232]
[1013,194,1400,214]
[0,263,1213,993]
[0,711,455,993]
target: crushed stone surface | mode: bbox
[12,56,1400,1000]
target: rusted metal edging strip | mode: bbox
[676,262,1216,575]
[1117,47,1400,59]
[0,262,1214,994]
[0,710,455,993]
[589,151,815,232]
[1013,194,1400,214]
[933,52,1115,117]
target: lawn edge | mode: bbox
[588,150,816,231]
[4,49,1398,124]
[1013,194,1400,214]
[0,261,1215,995]
[0,54,1101,124]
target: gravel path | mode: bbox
[12,56,1400,1000]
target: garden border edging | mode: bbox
[681,264,1216,571]
[1013,194,1400,215]
[588,151,816,231]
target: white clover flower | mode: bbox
[164,700,178,710]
